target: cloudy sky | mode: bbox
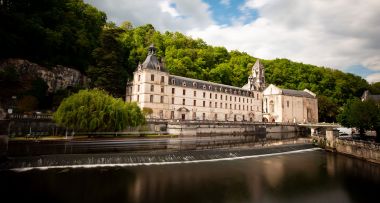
[84,0,380,83]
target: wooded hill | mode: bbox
[1,0,379,122]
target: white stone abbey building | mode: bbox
[126,45,318,123]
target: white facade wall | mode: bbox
[262,84,318,123]
[127,68,263,122]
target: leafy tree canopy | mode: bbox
[53,89,145,132]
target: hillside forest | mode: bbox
[1,0,379,122]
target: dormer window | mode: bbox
[193,82,197,87]
[203,85,206,89]
[208,85,212,90]
[182,81,186,87]
[171,79,175,85]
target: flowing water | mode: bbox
[1,150,379,203]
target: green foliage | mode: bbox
[337,99,380,136]
[0,0,106,70]
[86,24,127,98]
[53,89,145,132]
[142,107,153,117]
[317,95,339,123]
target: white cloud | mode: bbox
[188,0,380,74]
[159,0,180,17]
[84,0,214,32]
[220,0,230,6]
[366,73,380,83]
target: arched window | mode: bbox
[269,100,274,113]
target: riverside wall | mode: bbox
[313,134,380,164]
[166,121,306,137]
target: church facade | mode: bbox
[126,45,318,123]
[262,84,318,123]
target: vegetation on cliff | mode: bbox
[1,0,378,122]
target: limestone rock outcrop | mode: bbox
[0,59,88,92]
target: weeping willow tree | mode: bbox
[53,89,145,133]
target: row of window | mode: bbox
[168,111,252,122]
[137,74,255,97]
[137,74,166,83]
[137,95,259,111]
[137,85,259,103]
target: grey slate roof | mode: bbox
[281,89,315,98]
[141,44,167,72]
[169,75,255,97]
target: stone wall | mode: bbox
[335,139,380,164]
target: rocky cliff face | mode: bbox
[0,59,88,93]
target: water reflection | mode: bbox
[1,151,379,203]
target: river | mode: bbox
[1,149,379,203]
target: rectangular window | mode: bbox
[172,88,175,94]
[239,105,241,110]
[150,85,154,92]
[203,101,205,107]
[150,95,153,102]
[239,97,241,102]
[183,89,186,95]
[235,97,236,102]
[243,98,245,103]
[160,96,164,103]
[171,111,174,119]
[137,95,139,102]
[193,100,196,106]
[215,94,217,99]
[210,93,212,99]
[138,75,141,81]
[203,92,206,98]
[225,114,228,121]
[161,76,164,83]
[230,104,232,109]
[220,95,222,100]
[225,95,227,100]
[161,86,164,93]
[215,102,217,108]
[243,105,245,110]
[137,85,140,92]
[251,106,253,111]
[225,103,227,109]
[151,74,154,81]
[234,104,236,110]
[287,101,289,107]
[203,113,205,120]
[172,97,174,104]
[230,96,232,101]
[209,101,212,107]
[182,99,185,105]
[220,103,222,108]
[194,91,197,97]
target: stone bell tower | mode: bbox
[248,59,266,91]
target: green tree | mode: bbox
[86,24,127,98]
[317,95,339,122]
[53,89,145,133]
[337,99,380,140]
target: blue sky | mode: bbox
[84,0,380,83]
[203,0,258,25]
